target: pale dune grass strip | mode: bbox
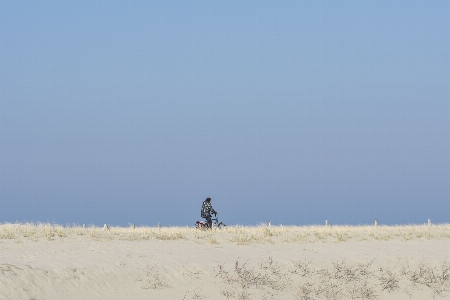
[0,222,449,243]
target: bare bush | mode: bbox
[237,289,251,300]
[215,257,450,299]
[258,256,291,290]
[332,259,374,283]
[378,267,400,292]
[401,260,450,296]
[291,259,312,277]
[220,289,236,299]
[295,281,314,300]
[346,280,377,299]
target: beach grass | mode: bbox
[1,222,449,244]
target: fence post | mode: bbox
[158,222,161,230]
[103,224,109,231]
[83,224,86,229]
[428,219,431,227]
[325,220,328,227]
[268,221,271,228]
[374,219,379,227]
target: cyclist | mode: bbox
[201,197,218,228]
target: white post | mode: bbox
[428,219,431,227]
[325,220,328,227]
[83,224,86,229]
[374,219,379,227]
[158,222,161,230]
[268,221,271,228]
[103,224,109,231]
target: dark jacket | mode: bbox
[201,200,216,218]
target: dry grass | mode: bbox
[214,257,450,299]
[0,223,189,242]
[1,222,449,244]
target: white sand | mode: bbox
[1,233,449,300]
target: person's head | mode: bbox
[206,197,211,202]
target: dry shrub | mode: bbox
[378,267,400,292]
[216,257,449,299]
[401,260,450,296]
[346,280,377,299]
[291,260,312,277]
[220,289,236,299]
[237,289,251,300]
[215,257,292,300]
[258,256,291,290]
[295,281,314,300]
[332,259,375,282]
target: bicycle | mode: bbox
[196,214,226,230]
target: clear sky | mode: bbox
[1,1,449,227]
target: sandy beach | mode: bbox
[1,224,449,299]
[2,1,450,299]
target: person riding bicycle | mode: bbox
[201,197,218,228]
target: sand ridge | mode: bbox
[1,224,449,299]
[1,235,449,299]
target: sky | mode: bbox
[0,0,449,227]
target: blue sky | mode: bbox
[1,1,449,226]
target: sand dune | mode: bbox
[0,224,449,299]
